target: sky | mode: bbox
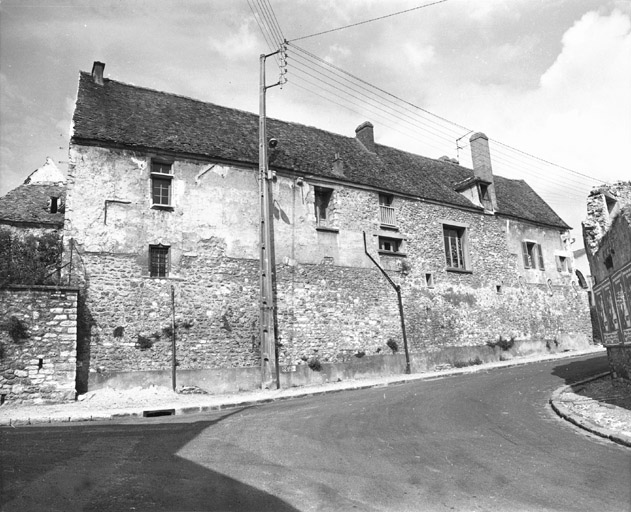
[1,0,630,249]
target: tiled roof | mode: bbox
[72,72,570,229]
[0,183,65,227]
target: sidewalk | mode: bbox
[1,346,630,448]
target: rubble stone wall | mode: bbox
[0,286,78,404]
[64,144,592,390]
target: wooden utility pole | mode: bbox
[259,50,284,389]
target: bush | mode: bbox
[0,229,62,285]
[6,316,29,343]
[453,356,483,368]
[307,358,322,372]
[486,336,515,351]
[386,338,399,353]
[137,334,154,350]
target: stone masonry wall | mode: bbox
[0,286,78,404]
[64,144,592,388]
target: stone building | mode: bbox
[583,181,631,381]
[0,158,66,238]
[0,160,76,404]
[63,62,592,392]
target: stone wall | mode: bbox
[0,286,78,403]
[607,346,631,381]
[64,144,592,390]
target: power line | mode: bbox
[288,0,449,43]
[250,3,604,199]
[286,43,602,190]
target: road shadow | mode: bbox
[550,353,610,385]
[1,407,299,512]
[551,353,631,412]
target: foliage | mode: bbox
[307,357,322,372]
[453,356,483,368]
[486,336,515,351]
[113,326,125,338]
[0,228,62,286]
[5,316,29,343]
[137,334,154,350]
[386,338,399,353]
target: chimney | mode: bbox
[91,61,105,85]
[469,132,497,211]
[355,121,375,152]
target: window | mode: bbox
[314,187,333,226]
[443,225,468,270]
[478,183,493,210]
[378,236,401,254]
[522,241,544,270]
[425,273,434,288]
[149,245,169,277]
[151,160,173,207]
[50,197,58,213]
[555,255,571,273]
[379,193,396,226]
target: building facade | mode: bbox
[63,63,592,391]
[583,181,631,381]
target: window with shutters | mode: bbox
[522,241,544,270]
[443,224,469,271]
[378,236,402,254]
[555,255,571,273]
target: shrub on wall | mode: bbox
[0,228,62,286]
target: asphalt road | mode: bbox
[1,354,629,512]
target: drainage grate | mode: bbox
[142,409,176,418]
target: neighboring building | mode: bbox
[0,160,76,404]
[0,158,66,237]
[63,62,592,391]
[583,181,631,382]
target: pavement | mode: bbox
[1,345,630,448]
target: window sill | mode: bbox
[378,250,407,258]
[151,204,174,211]
[316,226,339,233]
[379,224,399,231]
[446,267,472,274]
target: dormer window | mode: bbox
[478,183,493,210]
[151,160,173,208]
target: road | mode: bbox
[1,354,629,512]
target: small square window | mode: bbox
[443,225,468,270]
[314,187,333,226]
[379,237,401,253]
[149,245,169,277]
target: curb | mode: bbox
[549,372,631,449]
[2,346,607,427]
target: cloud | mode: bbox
[208,20,259,59]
